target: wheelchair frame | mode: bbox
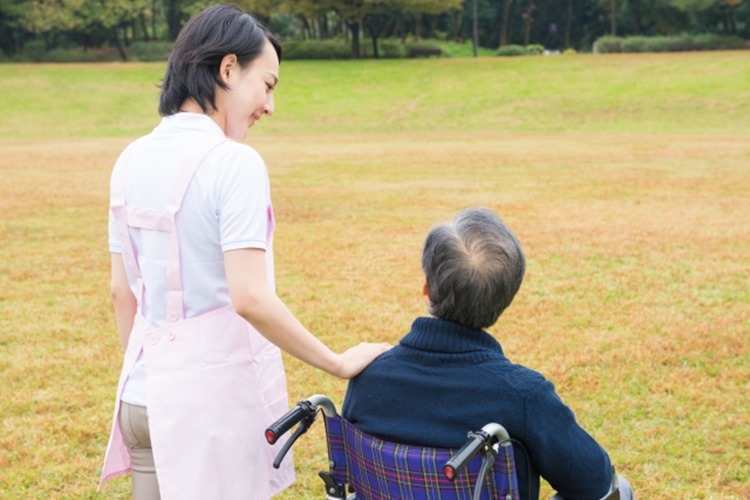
[266,394,518,500]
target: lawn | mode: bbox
[0,51,748,498]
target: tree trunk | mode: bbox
[564,0,573,49]
[395,13,405,42]
[299,16,311,40]
[429,14,438,39]
[452,8,464,42]
[167,0,181,40]
[152,0,157,42]
[139,13,150,41]
[348,21,361,58]
[111,26,127,61]
[610,0,617,36]
[627,0,644,35]
[319,15,329,39]
[500,0,514,46]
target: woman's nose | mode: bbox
[264,95,274,116]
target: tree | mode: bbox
[497,0,515,45]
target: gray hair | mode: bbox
[422,207,525,330]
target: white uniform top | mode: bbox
[108,113,273,405]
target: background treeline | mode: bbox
[1,0,748,62]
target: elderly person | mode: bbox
[342,207,633,499]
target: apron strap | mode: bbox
[111,136,230,322]
[163,137,229,322]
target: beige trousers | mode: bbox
[119,402,161,500]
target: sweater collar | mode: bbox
[400,317,504,355]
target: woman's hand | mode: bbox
[334,342,392,379]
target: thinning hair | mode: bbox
[159,3,281,116]
[422,207,525,330]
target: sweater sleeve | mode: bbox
[523,378,613,499]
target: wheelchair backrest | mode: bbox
[324,415,520,500]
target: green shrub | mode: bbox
[526,44,545,55]
[282,39,352,60]
[128,41,173,62]
[360,39,407,59]
[20,40,46,62]
[269,13,303,39]
[405,42,444,58]
[692,34,746,50]
[44,48,98,63]
[595,34,747,54]
[378,40,407,58]
[593,36,623,53]
[496,44,527,57]
[562,48,577,55]
[621,36,651,53]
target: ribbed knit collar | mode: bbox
[400,317,504,356]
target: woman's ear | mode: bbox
[219,53,238,84]
[422,280,430,307]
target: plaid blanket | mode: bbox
[324,415,520,500]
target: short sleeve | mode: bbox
[107,146,132,254]
[108,208,122,253]
[210,144,272,252]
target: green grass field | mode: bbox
[1,51,749,498]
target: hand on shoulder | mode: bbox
[335,342,392,379]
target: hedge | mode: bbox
[593,34,747,54]
[496,44,547,57]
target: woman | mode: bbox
[99,5,389,499]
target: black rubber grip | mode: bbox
[443,432,488,481]
[265,403,310,444]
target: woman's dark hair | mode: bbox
[159,3,282,116]
[422,207,526,330]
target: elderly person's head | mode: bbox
[422,207,525,330]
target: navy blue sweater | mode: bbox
[342,317,613,499]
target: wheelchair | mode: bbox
[267,394,522,500]
[267,394,627,500]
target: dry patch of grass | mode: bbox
[2,131,748,498]
[265,131,750,499]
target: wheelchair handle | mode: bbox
[265,394,337,445]
[443,423,511,481]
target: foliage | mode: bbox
[128,41,174,62]
[361,39,408,58]
[404,40,445,57]
[496,43,529,56]
[282,38,354,59]
[594,33,748,52]
[496,42,553,57]
[43,46,99,62]
[1,0,749,60]
[525,43,545,54]
[18,38,45,61]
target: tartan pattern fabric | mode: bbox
[324,415,520,500]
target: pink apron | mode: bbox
[99,137,295,498]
